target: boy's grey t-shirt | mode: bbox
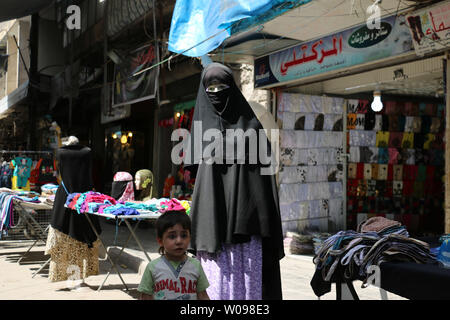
[138,255,209,300]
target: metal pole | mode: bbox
[445,52,450,234]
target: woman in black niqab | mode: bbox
[186,63,284,300]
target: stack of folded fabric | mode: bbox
[41,184,59,196]
[311,217,437,293]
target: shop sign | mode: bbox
[254,14,413,88]
[101,104,131,124]
[406,0,450,56]
[112,44,158,107]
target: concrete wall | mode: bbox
[238,63,271,110]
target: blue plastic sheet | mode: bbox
[168,0,311,57]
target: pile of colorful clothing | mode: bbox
[64,192,191,216]
[0,191,41,238]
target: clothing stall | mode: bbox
[0,150,57,241]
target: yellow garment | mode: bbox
[376,131,390,148]
[180,200,191,214]
[423,133,435,150]
[11,176,30,191]
[347,114,357,130]
[401,132,414,149]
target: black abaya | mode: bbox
[51,145,101,247]
[186,63,284,299]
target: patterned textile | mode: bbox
[196,236,262,300]
[45,226,99,282]
[113,172,135,202]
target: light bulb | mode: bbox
[176,112,181,118]
[371,91,383,112]
[121,135,128,144]
[112,133,117,139]
[128,132,133,137]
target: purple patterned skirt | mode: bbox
[196,236,262,300]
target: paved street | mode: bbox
[0,219,406,300]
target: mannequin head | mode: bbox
[135,169,154,201]
[111,171,135,202]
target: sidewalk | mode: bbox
[0,219,406,300]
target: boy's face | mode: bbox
[157,223,190,261]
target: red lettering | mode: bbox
[174,281,180,293]
[188,280,194,293]
[180,277,187,294]
[162,279,168,290]
[169,280,174,291]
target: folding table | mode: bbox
[81,210,161,291]
[12,198,53,264]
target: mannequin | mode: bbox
[134,169,155,202]
[45,136,101,282]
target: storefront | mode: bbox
[254,7,448,237]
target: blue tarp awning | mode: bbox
[168,0,312,57]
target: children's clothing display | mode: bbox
[11,157,32,190]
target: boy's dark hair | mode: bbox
[156,210,191,255]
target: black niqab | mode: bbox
[51,145,101,247]
[187,63,284,299]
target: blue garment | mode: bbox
[168,0,311,57]
[102,204,139,216]
[124,202,158,212]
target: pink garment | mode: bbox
[113,172,135,202]
[160,198,186,213]
[388,148,400,164]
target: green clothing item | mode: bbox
[138,255,209,300]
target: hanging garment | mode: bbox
[364,112,376,130]
[377,164,388,180]
[0,163,12,189]
[404,116,414,132]
[389,132,403,149]
[377,148,389,164]
[423,133,435,150]
[388,148,400,164]
[50,145,100,247]
[11,157,33,189]
[402,149,415,165]
[401,133,414,149]
[374,115,383,131]
[376,132,390,148]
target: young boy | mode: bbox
[138,210,210,300]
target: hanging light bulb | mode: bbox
[371,91,383,112]
[121,135,128,144]
[128,132,133,137]
[176,112,181,118]
[112,133,117,139]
